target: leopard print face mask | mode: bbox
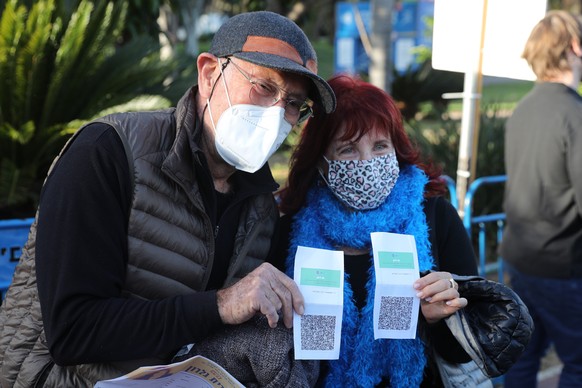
[320,152,400,210]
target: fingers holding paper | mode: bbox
[216,263,304,329]
[413,271,467,324]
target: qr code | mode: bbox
[378,296,413,330]
[300,314,335,350]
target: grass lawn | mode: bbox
[447,78,534,113]
[481,78,534,103]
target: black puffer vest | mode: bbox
[0,88,278,387]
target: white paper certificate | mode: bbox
[293,246,344,360]
[371,232,420,340]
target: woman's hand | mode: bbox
[413,271,467,324]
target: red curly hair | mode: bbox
[278,74,446,216]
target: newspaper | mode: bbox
[94,354,245,388]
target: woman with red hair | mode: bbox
[274,74,480,387]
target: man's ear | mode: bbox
[197,53,219,99]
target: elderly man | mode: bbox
[0,11,335,387]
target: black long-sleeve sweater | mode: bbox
[501,82,582,278]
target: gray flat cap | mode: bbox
[209,11,336,113]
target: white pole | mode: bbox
[456,0,487,217]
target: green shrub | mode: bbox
[0,0,188,218]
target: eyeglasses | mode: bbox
[226,58,314,124]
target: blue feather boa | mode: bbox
[286,165,435,387]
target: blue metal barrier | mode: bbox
[441,175,458,210]
[0,217,34,299]
[462,175,507,283]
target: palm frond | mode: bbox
[0,1,27,124]
[40,0,94,128]
[18,0,56,123]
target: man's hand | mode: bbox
[216,263,304,329]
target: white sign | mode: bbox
[432,0,547,80]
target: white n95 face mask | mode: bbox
[207,58,292,173]
[210,104,292,173]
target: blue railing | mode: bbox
[441,175,458,210]
[461,175,507,283]
[441,174,507,282]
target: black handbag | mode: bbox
[443,275,534,378]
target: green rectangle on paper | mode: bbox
[300,268,341,288]
[378,251,414,269]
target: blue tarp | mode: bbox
[0,218,33,298]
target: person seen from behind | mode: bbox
[500,10,582,388]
